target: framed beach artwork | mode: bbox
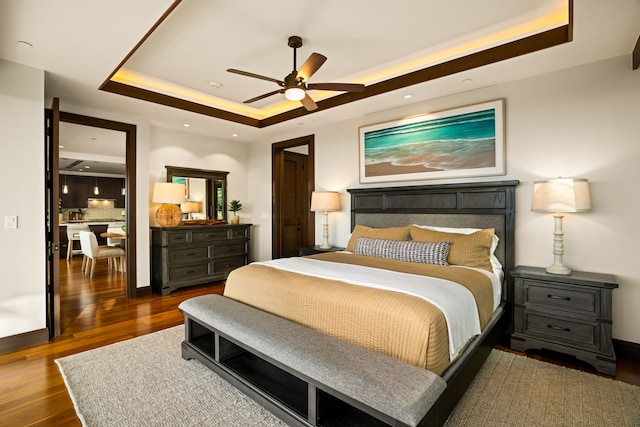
[359,99,505,183]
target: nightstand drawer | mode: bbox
[521,310,601,352]
[521,279,599,316]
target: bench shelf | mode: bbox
[180,295,446,427]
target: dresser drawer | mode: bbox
[213,256,246,275]
[517,279,600,317]
[168,245,210,264]
[192,228,229,243]
[230,227,249,239]
[164,231,190,244]
[169,263,210,282]
[212,243,246,258]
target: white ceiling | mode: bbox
[58,122,126,176]
[1,0,639,151]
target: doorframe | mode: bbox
[272,135,315,259]
[57,112,138,298]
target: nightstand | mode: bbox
[510,265,618,376]
[298,245,346,256]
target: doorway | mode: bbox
[46,108,137,337]
[272,135,315,258]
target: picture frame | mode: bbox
[359,99,505,183]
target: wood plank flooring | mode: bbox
[0,256,638,426]
[0,256,224,426]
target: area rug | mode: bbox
[56,326,640,427]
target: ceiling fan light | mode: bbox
[285,87,305,101]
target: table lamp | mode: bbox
[532,178,591,275]
[310,191,341,249]
[153,182,186,227]
[181,201,202,220]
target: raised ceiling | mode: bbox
[101,0,572,127]
[1,1,639,143]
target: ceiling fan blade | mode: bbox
[227,69,283,85]
[298,53,327,81]
[300,93,318,111]
[243,89,283,104]
[307,82,365,92]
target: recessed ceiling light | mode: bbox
[85,165,90,168]
[183,123,190,127]
[232,133,238,137]
[208,81,222,89]
[59,145,64,148]
[403,94,413,99]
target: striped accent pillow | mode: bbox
[354,237,452,265]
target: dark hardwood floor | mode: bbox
[0,256,224,426]
[0,256,638,426]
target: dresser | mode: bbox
[151,224,251,295]
[510,265,618,376]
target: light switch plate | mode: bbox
[5,215,17,229]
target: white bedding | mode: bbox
[255,256,499,361]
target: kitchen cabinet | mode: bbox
[60,175,126,208]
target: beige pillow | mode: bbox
[409,225,495,272]
[346,225,410,252]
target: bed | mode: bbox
[186,180,518,426]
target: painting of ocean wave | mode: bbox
[359,100,504,183]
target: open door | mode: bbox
[45,98,61,337]
[272,135,315,258]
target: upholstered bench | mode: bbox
[179,294,447,427]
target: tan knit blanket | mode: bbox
[223,253,493,375]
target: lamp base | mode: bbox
[546,263,571,275]
[156,204,182,227]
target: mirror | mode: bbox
[165,166,228,221]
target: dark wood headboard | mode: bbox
[347,180,519,301]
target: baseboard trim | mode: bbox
[134,285,152,297]
[613,339,640,360]
[0,328,49,354]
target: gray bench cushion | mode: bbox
[180,295,446,427]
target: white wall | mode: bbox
[0,60,46,336]
[147,127,252,251]
[249,55,640,344]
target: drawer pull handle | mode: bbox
[548,294,570,301]
[185,252,196,256]
[547,324,571,332]
[186,269,196,274]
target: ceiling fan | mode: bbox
[227,36,365,111]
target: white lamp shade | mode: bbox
[532,178,591,213]
[310,191,341,212]
[152,182,186,204]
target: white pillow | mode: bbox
[411,224,502,273]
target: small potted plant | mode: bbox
[228,200,242,224]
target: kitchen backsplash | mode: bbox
[63,199,125,222]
